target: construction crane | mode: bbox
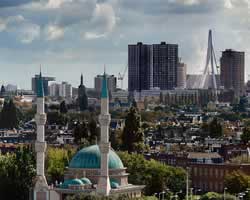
[118,64,128,89]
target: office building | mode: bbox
[32,75,55,96]
[94,74,117,93]
[128,42,178,92]
[177,61,187,89]
[220,49,245,97]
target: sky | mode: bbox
[0,0,250,89]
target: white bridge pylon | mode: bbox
[199,30,219,102]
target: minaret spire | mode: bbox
[34,70,48,200]
[97,68,111,195]
[101,71,108,99]
[37,69,44,98]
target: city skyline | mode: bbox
[0,0,250,89]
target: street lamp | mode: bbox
[170,191,182,200]
[224,187,227,200]
[193,188,201,200]
[190,188,193,200]
[237,192,246,200]
[159,191,166,200]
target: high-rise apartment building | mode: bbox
[128,42,151,92]
[220,49,245,97]
[59,82,72,98]
[153,42,178,90]
[49,82,72,98]
[95,74,117,93]
[49,83,60,97]
[177,61,187,89]
[128,42,178,92]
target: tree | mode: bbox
[132,99,137,108]
[241,127,250,144]
[209,118,223,138]
[202,118,223,138]
[0,146,36,200]
[47,112,68,126]
[88,118,99,144]
[73,121,89,145]
[232,96,248,113]
[110,129,122,150]
[200,192,221,200]
[0,99,20,129]
[46,147,76,183]
[60,100,68,114]
[238,96,248,112]
[225,171,250,194]
[78,81,88,111]
[121,107,144,153]
[118,152,186,195]
[156,124,164,140]
[199,192,234,200]
[159,92,164,104]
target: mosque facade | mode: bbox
[33,72,144,200]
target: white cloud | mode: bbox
[224,0,233,9]
[1,0,250,88]
[18,23,40,43]
[82,2,116,39]
[175,0,199,5]
[46,0,66,8]
[7,15,25,23]
[84,32,105,39]
[0,15,40,43]
[45,24,64,40]
[93,3,116,32]
[0,19,7,31]
[0,15,25,32]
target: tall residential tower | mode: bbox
[128,42,151,92]
[152,42,178,90]
[128,42,179,92]
[220,49,245,97]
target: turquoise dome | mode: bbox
[110,179,119,189]
[80,177,92,185]
[60,179,83,189]
[69,145,124,169]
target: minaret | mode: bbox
[97,72,111,195]
[34,71,48,200]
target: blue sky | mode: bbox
[0,0,249,89]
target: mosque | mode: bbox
[33,72,144,200]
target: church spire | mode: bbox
[80,73,83,85]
